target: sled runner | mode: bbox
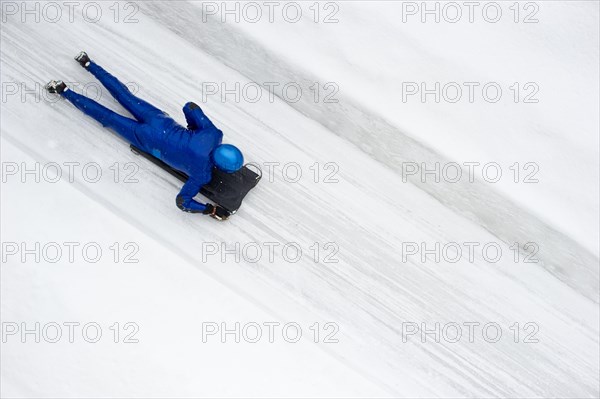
[130,145,261,220]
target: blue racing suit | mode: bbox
[61,62,223,213]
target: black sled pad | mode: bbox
[130,145,261,218]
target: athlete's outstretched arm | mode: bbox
[176,176,212,214]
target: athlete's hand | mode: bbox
[212,205,230,220]
[202,204,229,220]
[202,203,216,215]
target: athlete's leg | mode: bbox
[62,88,145,148]
[86,61,165,123]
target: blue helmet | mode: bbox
[212,144,244,173]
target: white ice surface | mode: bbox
[1,1,598,398]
